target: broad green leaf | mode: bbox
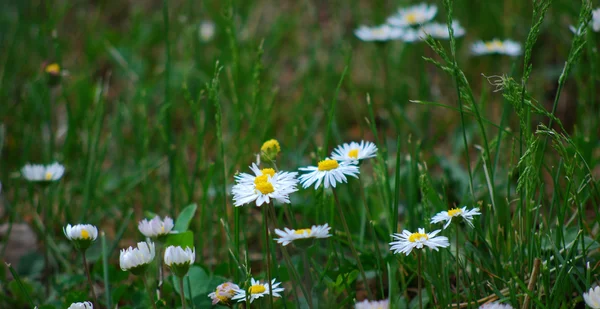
[174,203,198,232]
[172,266,228,307]
[165,230,194,249]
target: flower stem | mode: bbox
[263,203,274,309]
[179,276,187,309]
[417,250,422,309]
[157,241,163,300]
[82,251,99,308]
[455,226,460,307]
[143,275,158,309]
[302,251,314,308]
[358,180,385,295]
[331,188,373,300]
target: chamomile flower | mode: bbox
[21,162,65,182]
[67,302,93,309]
[422,21,466,39]
[354,24,404,42]
[471,39,522,56]
[232,164,299,206]
[199,21,216,42]
[430,206,481,229]
[64,224,98,251]
[355,299,390,309]
[389,228,449,255]
[231,278,284,303]
[208,282,240,305]
[164,246,195,278]
[119,241,156,275]
[584,286,600,309]
[274,224,331,246]
[138,216,174,238]
[387,3,437,27]
[331,141,378,162]
[298,158,360,189]
[479,302,514,309]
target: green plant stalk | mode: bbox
[101,232,112,309]
[358,179,385,297]
[162,0,177,211]
[156,241,164,298]
[82,251,99,308]
[6,262,36,308]
[302,251,314,308]
[143,274,158,309]
[264,204,274,309]
[179,276,187,309]
[187,275,195,309]
[417,250,423,309]
[455,225,460,307]
[234,206,240,282]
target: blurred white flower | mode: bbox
[354,24,404,42]
[231,278,284,303]
[120,241,156,274]
[430,206,481,229]
[67,302,93,309]
[21,162,65,182]
[355,299,389,309]
[274,224,331,246]
[593,8,600,32]
[164,245,195,277]
[584,286,600,309]
[232,164,299,207]
[138,216,174,238]
[331,141,378,162]
[471,39,522,56]
[389,228,449,255]
[479,302,514,309]
[208,282,240,305]
[387,3,437,27]
[422,21,466,39]
[298,158,359,189]
[199,21,216,42]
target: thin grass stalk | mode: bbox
[82,251,99,307]
[101,232,112,309]
[179,277,187,309]
[162,0,176,210]
[143,275,158,309]
[358,179,385,296]
[455,226,460,307]
[417,250,423,309]
[302,251,315,308]
[156,241,164,298]
[264,204,274,309]
[6,262,36,308]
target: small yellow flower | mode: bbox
[261,139,281,161]
[45,63,61,75]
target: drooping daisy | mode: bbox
[479,302,514,309]
[67,301,93,309]
[389,228,449,255]
[232,163,299,206]
[430,206,481,230]
[331,141,378,162]
[422,21,466,39]
[584,286,600,309]
[64,224,98,251]
[298,158,360,189]
[164,246,195,278]
[231,278,284,303]
[119,241,156,275]
[138,216,174,238]
[471,39,522,56]
[208,282,240,305]
[355,299,390,309]
[354,24,404,42]
[21,162,65,182]
[274,224,331,246]
[387,3,437,27]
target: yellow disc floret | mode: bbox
[261,139,281,160]
[45,172,53,180]
[255,181,275,194]
[249,284,266,294]
[254,175,269,185]
[447,208,463,217]
[261,168,276,177]
[317,159,339,171]
[348,149,359,159]
[81,229,90,239]
[294,228,311,235]
[45,63,61,74]
[408,232,428,243]
[406,13,418,24]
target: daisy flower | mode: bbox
[164,246,195,278]
[355,299,390,309]
[199,21,215,42]
[479,302,514,309]
[232,163,299,206]
[67,302,93,309]
[138,216,174,238]
[584,286,600,309]
[231,278,284,303]
[119,241,156,275]
[471,39,522,56]
[354,24,404,42]
[422,21,466,39]
[21,162,65,182]
[389,228,449,255]
[430,206,481,229]
[274,224,331,246]
[594,8,600,32]
[298,158,360,189]
[261,139,281,161]
[387,3,437,27]
[331,141,378,162]
[64,224,98,251]
[208,282,240,305]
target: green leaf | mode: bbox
[173,203,198,232]
[171,266,228,307]
[165,231,194,249]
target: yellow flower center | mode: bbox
[45,63,60,74]
[485,40,503,50]
[249,284,266,294]
[447,208,463,217]
[406,13,418,24]
[45,172,53,180]
[255,181,275,194]
[348,149,359,159]
[80,229,90,239]
[161,226,165,233]
[261,139,281,153]
[254,175,269,184]
[261,168,276,177]
[408,232,428,243]
[294,228,311,235]
[317,159,339,171]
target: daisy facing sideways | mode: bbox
[231,278,284,303]
[387,3,438,27]
[274,224,331,246]
[331,140,378,162]
[232,163,298,206]
[583,285,600,309]
[298,158,360,189]
[355,299,390,309]
[389,228,449,255]
[21,162,65,182]
[430,206,481,229]
[471,39,522,56]
[209,282,240,305]
[354,25,404,42]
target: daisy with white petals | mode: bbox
[593,8,600,32]
[119,241,156,275]
[21,162,65,182]
[387,3,437,27]
[389,228,449,256]
[354,25,404,42]
[138,216,174,238]
[232,164,299,207]
[164,245,195,278]
[584,286,600,309]
[331,141,378,162]
[67,302,93,309]
[298,158,360,189]
[422,21,466,39]
[479,302,514,309]
[64,224,98,251]
[431,206,481,229]
[231,278,284,303]
[471,39,522,56]
[208,282,240,305]
[355,299,390,309]
[274,224,331,246]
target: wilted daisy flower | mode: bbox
[479,302,514,309]
[356,299,390,309]
[21,162,65,182]
[389,228,449,255]
[199,21,215,42]
[422,21,466,39]
[387,3,437,27]
[471,39,522,56]
[232,164,299,206]
[138,216,174,238]
[64,224,98,251]
[231,278,284,303]
[208,282,240,305]
[331,141,378,162]
[274,224,331,246]
[354,24,404,42]
[430,206,481,229]
[298,158,360,189]
[67,301,93,309]
[584,286,600,309]
[164,246,195,278]
[120,241,156,275]
[261,139,281,161]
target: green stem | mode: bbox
[358,179,385,297]
[157,241,163,299]
[302,252,314,307]
[143,275,158,309]
[179,277,187,309]
[417,250,422,309]
[82,251,99,308]
[455,226,460,307]
[264,204,274,309]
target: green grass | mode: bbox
[0,0,599,308]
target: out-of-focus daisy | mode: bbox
[199,21,215,42]
[471,39,522,56]
[355,299,390,309]
[67,302,93,309]
[298,158,360,189]
[231,278,284,303]
[138,216,174,238]
[274,224,331,246]
[261,139,281,161]
[387,3,437,27]
[164,246,195,278]
[232,164,298,207]
[64,224,98,251]
[479,302,514,309]
[584,286,600,309]
[422,21,466,39]
[430,206,481,229]
[208,282,240,305]
[331,141,378,162]
[21,162,65,182]
[389,228,449,255]
[354,24,404,42]
[593,8,600,32]
[120,241,156,275]
[400,27,426,43]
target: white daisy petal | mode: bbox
[354,25,404,42]
[232,164,299,207]
[471,39,522,57]
[387,3,437,27]
[21,162,65,182]
[389,228,449,256]
[273,224,332,246]
[583,286,600,309]
[232,278,285,303]
[298,158,360,190]
[430,206,481,230]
